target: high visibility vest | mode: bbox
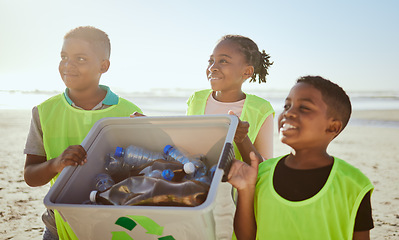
[255,156,374,240]
[38,93,142,240]
[186,89,274,160]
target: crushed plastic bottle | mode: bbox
[104,153,131,182]
[163,145,207,178]
[90,176,209,207]
[114,145,165,169]
[192,175,212,186]
[140,169,174,181]
[138,159,195,182]
[94,173,115,192]
[190,164,217,186]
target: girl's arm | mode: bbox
[253,114,274,160]
[228,152,259,240]
[237,114,274,164]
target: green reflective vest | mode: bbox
[186,89,274,161]
[38,93,142,240]
[255,156,374,240]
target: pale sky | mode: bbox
[1,0,398,93]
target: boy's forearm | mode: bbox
[353,230,370,240]
[236,136,263,165]
[234,187,256,240]
[24,155,58,187]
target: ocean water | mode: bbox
[1,89,398,127]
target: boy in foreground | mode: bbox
[23,26,142,240]
[228,76,374,240]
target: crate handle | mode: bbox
[218,142,235,182]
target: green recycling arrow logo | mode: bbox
[111,215,176,240]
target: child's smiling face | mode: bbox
[278,82,335,151]
[206,39,251,92]
[59,38,106,91]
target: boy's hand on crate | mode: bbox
[130,111,146,118]
[52,145,87,172]
[227,152,258,191]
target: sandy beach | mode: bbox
[0,109,398,239]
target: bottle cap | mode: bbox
[114,147,123,157]
[183,162,195,174]
[162,169,174,181]
[163,145,173,154]
[89,191,98,203]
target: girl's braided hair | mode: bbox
[218,35,273,84]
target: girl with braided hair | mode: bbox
[186,35,274,240]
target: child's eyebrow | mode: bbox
[60,51,88,56]
[209,54,232,59]
[285,97,316,104]
[298,98,316,104]
[218,54,232,58]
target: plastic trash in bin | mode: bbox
[208,164,217,179]
[142,169,174,181]
[104,153,131,181]
[94,173,115,192]
[114,145,165,168]
[138,159,196,181]
[192,175,212,185]
[164,145,207,178]
[90,176,209,207]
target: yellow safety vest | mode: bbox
[255,156,374,240]
[38,93,142,240]
[186,89,274,161]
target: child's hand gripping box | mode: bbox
[44,115,238,240]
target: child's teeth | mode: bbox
[282,123,295,130]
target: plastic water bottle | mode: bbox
[208,164,217,179]
[138,159,195,181]
[163,145,207,178]
[138,159,192,181]
[114,145,165,169]
[192,175,212,186]
[94,173,115,192]
[90,176,209,207]
[139,169,174,181]
[104,152,129,173]
[188,164,217,186]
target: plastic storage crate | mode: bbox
[44,115,238,240]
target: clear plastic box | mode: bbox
[44,115,237,240]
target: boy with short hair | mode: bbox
[23,26,142,240]
[228,76,374,240]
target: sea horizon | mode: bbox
[1,88,399,129]
[2,88,398,109]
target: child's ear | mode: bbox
[326,119,343,136]
[100,59,110,73]
[243,66,254,80]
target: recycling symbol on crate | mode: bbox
[111,215,176,240]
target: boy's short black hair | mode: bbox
[64,26,111,60]
[297,76,352,132]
